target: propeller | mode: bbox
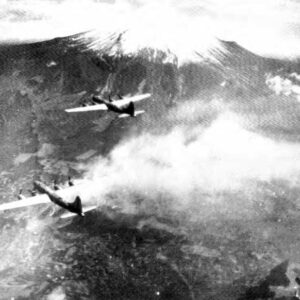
[68,176,74,187]
[17,189,24,200]
[53,180,60,191]
[28,189,37,196]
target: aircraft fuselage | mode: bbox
[92,96,135,117]
[33,181,84,216]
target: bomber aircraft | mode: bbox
[0,179,97,219]
[65,93,151,118]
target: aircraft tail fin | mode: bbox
[71,196,83,216]
[125,101,135,117]
[118,101,135,118]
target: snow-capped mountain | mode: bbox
[0,29,295,171]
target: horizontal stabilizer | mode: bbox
[60,205,97,219]
[114,93,151,106]
[65,104,107,113]
[118,110,145,118]
[135,110,145,116]
[0,194,50,211]
[118,114,130,119]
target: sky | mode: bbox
[0,0,300,60]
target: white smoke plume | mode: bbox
[81,100,300,221]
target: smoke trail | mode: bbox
[81,99,300,222]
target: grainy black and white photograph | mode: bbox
[1,0,300,299]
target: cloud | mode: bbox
[46,286,66,300]
[0,0,300,60]
[203,0,300,58]
[266,73,300,102]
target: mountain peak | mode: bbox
[67,29,225,66]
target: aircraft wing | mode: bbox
[0,194,50,211]
[65,104,107,113]
[0,181,89,211]
[113,93,151,107]
[0,180,95,214]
